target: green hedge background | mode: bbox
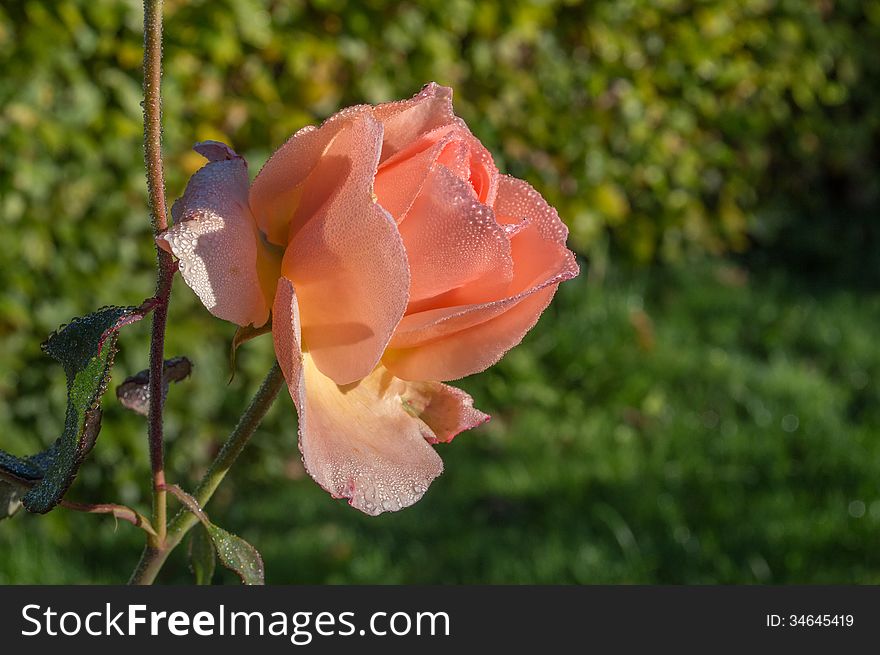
[0,0,878,583]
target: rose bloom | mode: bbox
[159,84,578,515]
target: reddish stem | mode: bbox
[142,0,173,547]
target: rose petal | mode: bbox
[386,284,558,381]
[372,82,456,162]
[282,112,410,385]
[157,143,271,327]
[493,175,570,245]
[374,120,500,222]
[385,178,580,381]
[400,381,490,443]
[373,125,460,221]
[398,164,513,306]
[392,223,577,351]
[273,278,452,516]
[272,277,304,396]
[249,106,370,246]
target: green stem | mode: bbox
[128,362,285,585]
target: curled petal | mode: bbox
[493,175,570,245]
[249,106,370,246]
[158,143,270,327]
[398,164,512,306]
[273,278,487,515]
[373,82,456,162]
[386,283,560,382]
[283,112,410,385]
[401,381,489,443]
[385,177,579,381]
[272,277,304,398]
[373,124,460,221]
[374,120,500,222]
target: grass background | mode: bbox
[1,0,879,583]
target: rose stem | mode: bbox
[128,363,285,585]
[142,0,175,550]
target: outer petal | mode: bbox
[493,174,571,244]
[397,164,513,305]
[372,82,456,162]
[157,142,270,327]
[249,105,369,246]
[273,278,487,515]
[401,381,490,443]
[385,280,563,382]
[385,176,579,381]
[282,112,410,385]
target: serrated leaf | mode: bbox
[167,484,265,585]
[205,523,265,586]
[116,356,192,417]
[0,306,133,514]
[189,522,217,585]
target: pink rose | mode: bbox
[158,84,578,515]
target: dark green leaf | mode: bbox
[0,451,45,484]
[205,523,265,586]
[0,306,133,514]
[189,523,216,585]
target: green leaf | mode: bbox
[205,523,265,586]
[189,523,217,585]
[167,484,265,585]
[0,450,45,484]
[0,306,133,514]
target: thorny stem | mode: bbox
[142,0,174,548]
[130,0,285,586]
[128,363,285,585]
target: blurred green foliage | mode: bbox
[2,0,879,265]
[3,263,880,583]
[0,0,878,582]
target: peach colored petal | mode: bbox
[462,124,500,206]
[385,229,578,380]
[373,119,500,222]
[272,277,304,398]
[282,112,410,385]
[273,277,454,515]
[493,174,570,244]
[401,381,490,443]
[299,357,446,516]
[249,106,370,246]
[386,284,558,382]
[385,177,580,381]
[373,125,459,221]
[157,142,270,327]
[398,164,513,305]
[392,221,578,351]
[372,82,456,162]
